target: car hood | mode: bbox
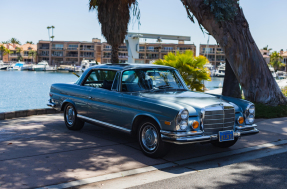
[139,91,240,114]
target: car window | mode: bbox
[83,69,117,90]
[121,69,185,92]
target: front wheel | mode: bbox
[64,103,85,130]
[211,138,238,148]
[138,119,170,158]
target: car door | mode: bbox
[87,70,123,127]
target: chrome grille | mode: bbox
[203,106,235,135]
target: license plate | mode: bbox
[219,130,234,142]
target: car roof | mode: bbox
[89,63,175,71]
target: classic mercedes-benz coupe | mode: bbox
[48,64,259,158]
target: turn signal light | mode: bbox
[238,116,244,124]
[192,121,199,129]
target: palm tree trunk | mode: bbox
[111,45,119,63]
[222,59,241,98]
[182,0,286,105]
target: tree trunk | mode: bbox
[222,59,242,98]
[111,44,119,63]
[182,0,286,105]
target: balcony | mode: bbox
[80,55,94,57]
[52,47,64,50]
[66,54,78,57]
[146,49,159,52]
[216,51,224,54]
[201,51,215,54]
[40,54,49,57]
[119,48,128,51]
[119,55,128,59]
[67,47,78,50]
[80,48,94,51]
[103,55,111,58]
[52,54,63,57]
[39,47,50,50]
[103,48,112,51]
[9,54,19,57]
[208,58,215,61]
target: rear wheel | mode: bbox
[64,103,85,130]
[212,138,238,148]
[138,119,170,158]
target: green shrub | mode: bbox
[255,103,287,118]
[282,86,287,97]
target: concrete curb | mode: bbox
[0,108,59,120]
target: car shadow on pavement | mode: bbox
[0,115,287,189]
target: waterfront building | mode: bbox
[260,49,270,64]
[199,44,225,68]
[38,38,196,66]
[0,43,37,63]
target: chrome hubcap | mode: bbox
[141,125,158,151]
[66,106,75,126]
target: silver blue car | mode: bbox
[48,64,259,158]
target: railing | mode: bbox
[52,54,63,57]
[161,49,174,52]
[146,49,159,52]
[9,54,19,57]
[66,54,78,57]
[80,55,94,57]
[39,47,50,49]
[139,49,145,52]
[119,48,128,51]
[103,49,112,51]
[208,58,215,61]
[52,47,64,50]
[103,56,111,58]
[201,51,215,54]
[80,48,94,51]
[119,56,128,59]
[67,47,78,50]
[146,56,159,59]
[216,51,224,54]
[40,54,49,56]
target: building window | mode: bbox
[24,51,29,56]
[52,51,63,56]
[81,52,94,57]
[52,44,64,50]
[202,48,215,54]
[68,44,78,50]
[41,51,49,56]
[40,44,50,49]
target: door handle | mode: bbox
[88,96,92,99]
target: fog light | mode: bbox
[192,121,199,129]
[180,121,188,130]
[238,116,244,125]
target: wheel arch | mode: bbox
[131,114,161,136]
[61,99,76,111]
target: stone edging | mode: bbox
[0,108,59,120]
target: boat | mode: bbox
[58,65,73,72]
[276,71,287,80]
[214,63,225,77]
[32,61,56,71]
[0,60,8,70]
[8,62,25,71]
[269,66,276,78]
[81,60,98,72]
[68,65,81,72]
[204,63,215,77]
[21,64,33,71]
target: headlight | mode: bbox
[246,114,254,124]
[249,105,255,114]
[245,104,255,124]
[180,110,189,120]
[180,121,188,130]
[176,109,189,130]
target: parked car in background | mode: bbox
[48,64,259,158]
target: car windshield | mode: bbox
[121,69,186,92]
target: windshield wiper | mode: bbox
[157,85,173,89]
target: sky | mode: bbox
[1,0,286,55]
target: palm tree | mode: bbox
[15,47,23,61]
[89,0,140,63]
[47,26,51,41]
[28,50,37,63]
[10,38,21,45]
[4,49,11,62]
[154,50,211,91]
[263,45,272,51]
[26,41,34,44]
[51,26,55,41]
[270,51,284,71]
[0,45,6,60]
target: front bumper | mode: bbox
[161,124,259,144]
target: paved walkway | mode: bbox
[0,114,286,188]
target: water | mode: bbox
[0,71,81,113]
[0,71,224,113]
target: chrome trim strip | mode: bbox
[77,114,131,133]
[236,124,257,130]
[160,130,203,137]
[204,121,234,125]
[47,100,55,107]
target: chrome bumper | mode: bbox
[161,124,259,144]
[47,99,56,107]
